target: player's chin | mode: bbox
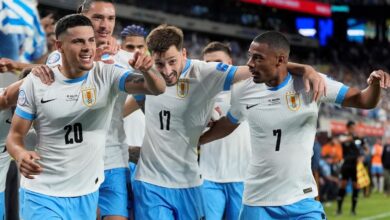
[252,76,262,84]
[79,63,93,71]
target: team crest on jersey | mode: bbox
[177,78,189,98]
[81,87,97,107]
[286,91,301,111]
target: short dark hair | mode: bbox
[202,41,232,58]
[253,31,290,55]
[121,25,147,40]
[146,24,183,53]
[346,120,356,128]
[77,0,114,13]
[55,14,93,39]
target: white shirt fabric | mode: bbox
[136,59,237,188]
[0,88,12,192]
[200,91,251,183]
[228,73,348,206]
[16,62,131,197]
[124,107,145,147]
[47,49,135,170]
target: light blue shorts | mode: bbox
[21,189,99,220]
[202,180,243,220]
[0,191,4,220]
[239,198,326,220]
[133,180,205,220]
[98,167,130,218]
[19,188,25,219]
[371,165,384,175]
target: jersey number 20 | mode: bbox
[64,123,83,144]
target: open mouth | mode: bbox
[79,54,93,63]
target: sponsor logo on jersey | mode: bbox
[303,187,313,194]
[286,91,301,111]
[216,62,229,72]
[177,78,189,98]
[17,90,27,106]
[81,87,96,107]
[47,52,61,65]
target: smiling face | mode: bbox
[56,25,96,75]
[82,1,115,45]
[246,41,288,86]
[152,45,186,86]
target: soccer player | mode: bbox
[6,14,164,220]
[0,81,22,219]
[199,31,389,219]
[129,24,325,220]
[337,120,368,215]
[39,2,144,219]
[200,41,251,220]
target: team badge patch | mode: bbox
[286,91,301,111]
[177,78,189,98]
[216,62,229,72]
[47,52,61,65]
[17,90,27,106]
[81,87,97,107]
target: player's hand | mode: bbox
[32,65,54,85]
[367,70,390,89]
[302,67,327,102]
[129,51,153,73]
[95,36,119,64]
[16,150,42,179]
[0,58,18,73]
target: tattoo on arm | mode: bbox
[126,74,145,84]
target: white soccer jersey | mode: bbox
[16,62,131,197]
[200,91,251,183]
[124,107,145,147]
[135,59,237,188]
[47,49,135,170]
[0,88,12,192]
[228,73,349,206]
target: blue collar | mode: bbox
[180,59,191,77]
[64,72,89,83]
[267,73,291,91]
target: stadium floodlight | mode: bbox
[298,28,317,37]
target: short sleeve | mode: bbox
[102,63,133,95]
[226,81,247,125]
[197,61,238,94]
[320,74,349,105]
[15,75,36,121]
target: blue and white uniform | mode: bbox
[134,59,237,220]
[16,62,131,220]
[227,73,348,219]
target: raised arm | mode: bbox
[342,70,389,109]
[6,115,42,179]
[233,62,325,101]
[199,116,239,145]
[125,52,166,95]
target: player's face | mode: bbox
[57,26,96,72]
[247,41,279,84]
[153,45,186,87]
[203,51,232,65]
[83,2,115,45]
[122,36,147,54]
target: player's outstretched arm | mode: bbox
[232,63,325,101]
[342,70,389,109]
[0,80,24,110]
[127,51,166,95]
[6,116,42,179]
[199,116,239,145]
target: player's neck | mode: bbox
[59,64,88,79]
[265,70,288,88]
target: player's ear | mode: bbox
[182,48,187,59]
[276,54,287,67]
[56,40,63,53]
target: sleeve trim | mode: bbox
[335,85,349,104]
[15,107,36,121]
[223,66,238,91]
[227,111,239,124]
[119,71,132,92]
[134,94,146,101]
